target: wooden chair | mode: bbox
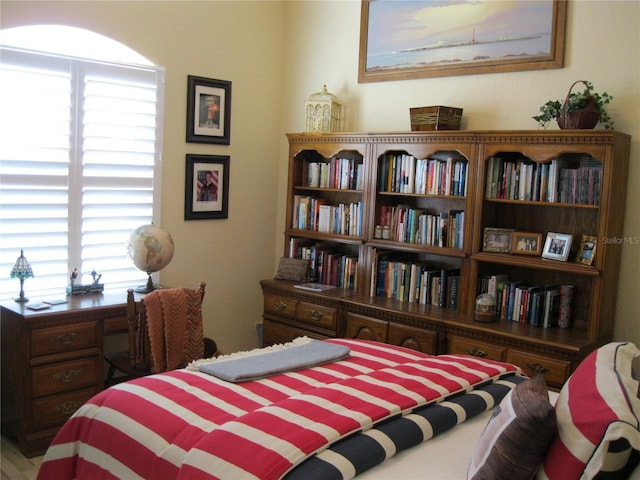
[104,282,219,387]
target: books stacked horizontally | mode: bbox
[480,273,573,328]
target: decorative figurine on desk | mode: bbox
[90,269,102,285]
[70,268,79,285]
[66,269,104,295]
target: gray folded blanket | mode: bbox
[197,338,351,382]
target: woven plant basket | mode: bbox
[557,80,601,129]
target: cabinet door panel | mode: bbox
[388,323,437,354]
[344,313,388,343]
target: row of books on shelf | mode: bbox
[480,273,573,328]
[303,158,364,190]
[485,156,602,205]
[289,239,357,288]
[375,206,464,249]
[370,250,460,308]
[378,153,468,196]
[292,195,363,236]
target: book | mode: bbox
[558,284,574,328]
[26,302,51,311]
[293,283,335,292]
[543,284,561,328]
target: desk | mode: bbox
[1,290,133,457]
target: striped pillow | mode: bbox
[538,342,640,480]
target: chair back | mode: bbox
[126,282,206,373]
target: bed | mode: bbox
[37,339,640,480]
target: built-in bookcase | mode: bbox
[272,130,631,387]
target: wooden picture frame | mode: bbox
[186,75,232,144]
[358,0,567,83]
[511,232,542,255]
[575,234,597,266]
[482,228,514,253]
[542,232,573,262]
[185,154,229,220]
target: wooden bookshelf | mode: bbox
[261,130,631,388]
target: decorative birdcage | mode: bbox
[304,85,342,133]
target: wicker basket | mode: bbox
[557,80,601,129]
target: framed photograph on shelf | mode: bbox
[185,154,229,220]
[542,232,573,261]
[511,232,542,255]
[482,228,514,253]
[575,234,597,266]
[358,0,567,83]
[186,75,232,144]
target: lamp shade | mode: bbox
[10,249,34,280]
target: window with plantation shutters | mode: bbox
[0,43,164,299]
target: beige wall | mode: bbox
[279,0,640,348]
[2,0,638,351]
[1,1,287,353]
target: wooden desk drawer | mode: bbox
[297,302,337,329]
[264,294,298,319]
[32,356,101,398]
[31,321,99,357]
[31,387,99,431]
[506,350,571,386]
[448,336,506,361]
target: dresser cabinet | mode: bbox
[261,280,343,345]
[1,294,128,457]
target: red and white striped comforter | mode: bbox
[38,339,520,480]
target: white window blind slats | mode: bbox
[0,47,163,298]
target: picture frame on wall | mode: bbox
[542,232,573,262]
[185,154,229,220]
[186,75,232,144]
[575,234,597,266]
[482,228,514,253]
[358,0,567,83]
[511,231,543,255]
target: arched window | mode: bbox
[0,26,165,298]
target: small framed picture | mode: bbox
[575,234,597,266]
[542,232,573,262]
[186,75,232,144]
[185,154,229,220]
[482,228,514,253]
[511,232,542,255]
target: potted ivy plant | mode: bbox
[533,80,614,130]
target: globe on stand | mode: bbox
[126,224,175,293]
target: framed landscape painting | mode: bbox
[358,0,567,83]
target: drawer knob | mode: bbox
[56,333,77,345]
[527,362,549,375]
[275,301,288,312]
[308,310,323,321]
[54,401,82,416]
[467,348,487,358]
[53,369,81,383]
